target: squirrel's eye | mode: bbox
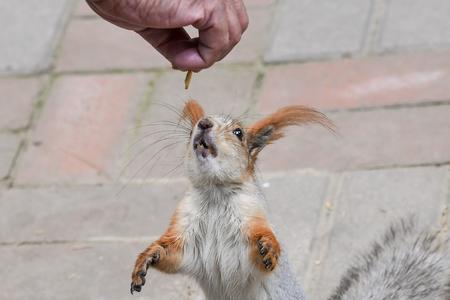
[232,128,243,140]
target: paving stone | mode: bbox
[0,183,187,243]
[0,170,328,298]
[262,170,330,278]
[0,133,21,180]
[70,1,272,67]
[259,50,450,112]
[221,4,275,64]
[74,0,96,17]
[0,243,202,300]
[245,0,276,8]
[265,0,371,62]
[381,0,450,51]
[15,73,152,185]
[257,105,450,172]
[0,77,44,131]
[150,66,257,116]
[0,0,73,74]
[120,66,257,180]
[56,19,168,72]
[310,167,449,299]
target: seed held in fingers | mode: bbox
[184,71,193,89]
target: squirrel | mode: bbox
[129,100,450,300]
[129,100,331,299]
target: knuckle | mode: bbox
[230,33,241,45]
[241,17,249,32]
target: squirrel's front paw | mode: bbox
[255,236,280,272]
[130,248,161,294]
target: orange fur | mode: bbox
[248,105,334,143]
[247,215,281,272]
[246,105,334,172]
[131,212,183,287]
[182,99,205,127]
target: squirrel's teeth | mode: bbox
[200,140,209,149]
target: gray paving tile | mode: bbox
[312,166,449,299]
[0,0,73,75]
[0,242,202,300]
[262,170,330,278]
[265,0,371,62]
[0,170,331,299]
[0,183,188,243]
[381,0,450,51]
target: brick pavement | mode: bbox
[1,0,449,299]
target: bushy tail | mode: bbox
[328,217,450,300]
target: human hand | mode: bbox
[86,0,249,72]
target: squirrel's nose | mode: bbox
[198,118,213,130]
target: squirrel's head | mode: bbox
[181,100,334,187]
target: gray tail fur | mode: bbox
[328,217,450,300]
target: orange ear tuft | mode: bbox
[182,100,205,127]
[246,106,334,169]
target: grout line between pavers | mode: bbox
[323,99,450,114]
[118,71,163,173]
[7,75,57,188]
[303,173,343,294]
[3,138,25,185]
[53,61,257,77]
[262,46,450,68]
[7,162,450,189]
[361,0,388,55]
[54,0,81,62]
[0,236,159,248]
[248,63,266,115]
[349,160,450,172]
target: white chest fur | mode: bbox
[178,188,269,300]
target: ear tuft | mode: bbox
[247,105,334,157]
[182,100,205,127]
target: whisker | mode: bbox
[136,121,191,132]
[139,143,183,181]
[161,160,184,178]
[122,121,189,135]
[115,140,183,197]
[119,135,186,178]
[152,102,192,128]
[122,130,188,154]
[121,129,189,155]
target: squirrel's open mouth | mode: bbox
[193,133,217,159]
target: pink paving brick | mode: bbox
[14,73,152,185]
[0,77,44,131]
[257,105,450,172]
[259,50,450,112]
[56,19,168,72]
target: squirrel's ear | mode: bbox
[182,100,205,127]
[247,106,334,156]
